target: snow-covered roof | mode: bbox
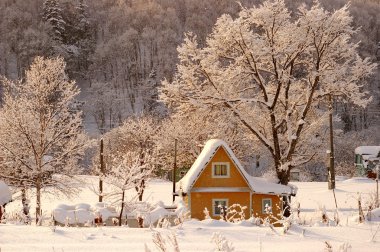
[248,177,293,195]
[0,180,12,205]
[355,146,380,156]
[177,139,293,195]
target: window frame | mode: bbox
[211,162,230,178]
[262,198,273,214]
[212,198,229,216]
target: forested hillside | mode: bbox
[0,0,379,178]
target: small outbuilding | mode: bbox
[355,146,380,177]
[177,139,295,224]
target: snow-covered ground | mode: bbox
[1,176,380,251]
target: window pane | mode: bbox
[221,165,227,175]
[214,203,220,215]
[215,165,221,175]
[262,199,272,213]
[214,200,227,215]
[213,164,228,176]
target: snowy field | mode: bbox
[1,176,380,252]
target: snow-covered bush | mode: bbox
[174,200,190,225]
[218,204,247,223]
[211,232,234,252]
[204,207,211,219]
[2,210,34,225]
[53,203,96,226]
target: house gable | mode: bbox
[178,139,293,195]
[192,146,250,189]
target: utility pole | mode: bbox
[327,94,339,223]
[376,163,379,208]
[172,138,178,203]
[99,138,104,202]
[328,94,336,190]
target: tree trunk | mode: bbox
[277,169,290,185]
[118,190,125,226]
[0,204,4,221]
[36,178,41,225]
[136,179,145,201]
[21,187,30,224]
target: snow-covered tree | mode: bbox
[42,0,66,43]
[88,81,122,134]
[155,110,257,173]
[96,115,159,201]
[103,150,154,226]
[76,0,90,36]
[160,0,376,184]
[0,56,89,223]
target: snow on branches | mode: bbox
[0,56,90,223]
[160,0,376,184]
[95,115,159,203]
[102,150,154,226]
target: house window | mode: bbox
[262,198,272,214]
[355,154,362,165]
[212,162,230,178]
[179,171,186,178]
[212,199,228,216]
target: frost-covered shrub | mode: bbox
[324,241,352,252]
[317,205,329,225]
[338,242,352,252]
[1,210,31,225]
[204,207,211,219]
[211,232,234,252]
[220,204,247,223]
[149,231,180,252]
[173,199,190,226]
[156,217,171,229]
[364,191,378,221]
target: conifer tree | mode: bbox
[42,0,66,43]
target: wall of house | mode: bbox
[192,147,250,188]
[251,194,282,222]
[190,192,251,220]
[187,145,284,225]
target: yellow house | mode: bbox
[177,139,295,223]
